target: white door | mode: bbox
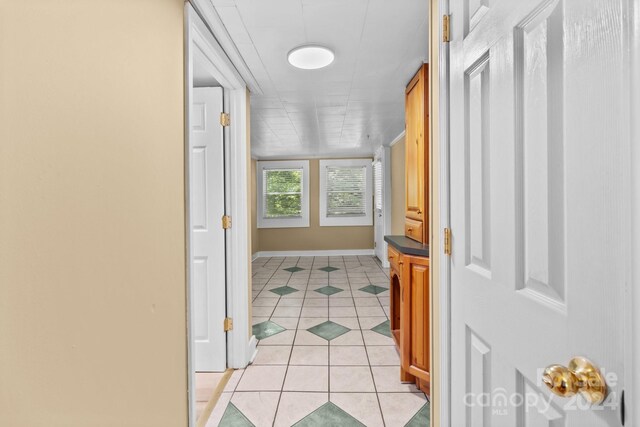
[190,87,226,372]
[450,0,631,425]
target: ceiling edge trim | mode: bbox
[388,130,406,147]
[189,0,263,95]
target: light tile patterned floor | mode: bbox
[205,256,429,427]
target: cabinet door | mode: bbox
[400,256,430,390]
[404,76,424,224]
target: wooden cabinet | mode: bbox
[388,247,430,396]
[404,64,429,243]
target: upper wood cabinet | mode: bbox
[404,64,429,243]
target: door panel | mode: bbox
[409,261,429,375]
[405,80,424,222]
[450,0,629,425]
[191,87,226,372]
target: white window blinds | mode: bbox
[263,168,303,218]
[373,160,383,212]
[325,166,367,217]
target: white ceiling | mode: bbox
[209,0,429,159]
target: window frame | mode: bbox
[319,158,373,227]
[257,160,310,229]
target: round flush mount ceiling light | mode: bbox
[287,45,335,70]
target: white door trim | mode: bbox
[185,4,252,426]
[629,0,639,423]
[437,0,452,425]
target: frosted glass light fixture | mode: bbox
[287,45,334,70]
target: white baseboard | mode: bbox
[252,249,375,258]
[247,335,258,364]
[251,253,260,262]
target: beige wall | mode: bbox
[251,159,260,255]
[256,159,374,252]
[247,90,254,334]
[391,138,406,235]
[0,1,187,426]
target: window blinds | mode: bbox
[263,168,303,218]
[373,160,383,212]
[326,166,367,217]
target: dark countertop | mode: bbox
[384,235,430,257]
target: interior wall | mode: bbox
[251,159,260,256]
[0,1,187,426]
[247,89,254,335]
[256,159,374,252]
[391,138,407,235]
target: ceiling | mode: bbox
[209,0,429,159]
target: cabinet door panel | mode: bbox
[405,80,424,223]
[409,261,429,375]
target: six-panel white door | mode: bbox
[191,87,226,372]
[449,0,630,425]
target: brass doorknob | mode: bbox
[542,357,607,404]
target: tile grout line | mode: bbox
[231,256,286,425]
[358,257,389,427]
[271,255,312,427]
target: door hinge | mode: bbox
[443,15,451,43]
[224,317,233,332]
[444,228,452,255]
[222,215,232,229]
[220,112,230,127]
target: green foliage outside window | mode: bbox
[264,169,302,218]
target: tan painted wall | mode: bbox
[256,159,374,252]
[0,1,187,426]
[429,0,442,425]
[251,159,260,255]
[247,90,253,334]
[391,138,407,235]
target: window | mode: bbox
[319,159,373,227]
[257,160,309,228]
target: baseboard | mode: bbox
[251,252,260,262]
[247,335,258,364]
[252,249,376,258]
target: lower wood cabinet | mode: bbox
[388,248,430,396]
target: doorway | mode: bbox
[373,146,391,268]
[185,3,253,426]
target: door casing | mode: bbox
[185,4,253,426]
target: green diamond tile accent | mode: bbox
[405,403,430,427]
[293,402,365,427]
[371,320,392,338]
[359,284,388,295]
[252,320,285,340]
[269,286,299,296]
[284,266,304,273]
[307,320,350,341]
[318,266,339,272]
[314,285,344,296]
[219,403,255,427]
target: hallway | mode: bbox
[204,256,429,426]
